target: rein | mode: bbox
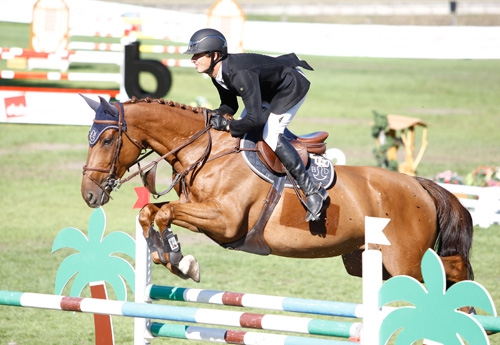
[84,103,247,201]
[123,114,213,199]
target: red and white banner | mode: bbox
[0,88,113,126]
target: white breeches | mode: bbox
[239,95,307,150]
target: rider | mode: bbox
[183,28,329,222]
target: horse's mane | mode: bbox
[124,97,206,115]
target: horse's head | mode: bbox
[80,95,142,208]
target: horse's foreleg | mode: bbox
[139,203,200,282]
[158,225,200,283]
[156,200,234,242]
[150,199,236,281]
[138,203,163,263]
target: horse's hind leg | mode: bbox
[139,203,200,282]
[342,250,392,280]
[441,254,477,315]
[441,254,469,287]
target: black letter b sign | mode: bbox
[124,41,172,99]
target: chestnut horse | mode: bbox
[81,96,474,287]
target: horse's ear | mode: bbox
[79,93,100,111]
[98,96,119,117]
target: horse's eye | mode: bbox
[102,137,114,146]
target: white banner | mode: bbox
[0,90,107,126]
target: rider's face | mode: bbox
[191,52,211,74]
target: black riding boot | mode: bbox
[274,134,329,222]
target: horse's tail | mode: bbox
[415,176,474,280]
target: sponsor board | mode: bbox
[0,89,110,126]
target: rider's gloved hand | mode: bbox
[209,112,230,132]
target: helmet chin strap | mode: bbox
[204,52,226,75]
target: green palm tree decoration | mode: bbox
[52,207,136,301]
[379,249,496,345]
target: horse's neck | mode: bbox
[128,102,207,163]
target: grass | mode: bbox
[1,20,500,344]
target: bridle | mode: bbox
[82,102,133,200]
[83,102,242,201]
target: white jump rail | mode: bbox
[438,183,500,228]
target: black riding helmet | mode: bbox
[184,28,228,74]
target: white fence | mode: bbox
[439,183,500,228]
[241,2,500,16]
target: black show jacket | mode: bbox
[212,52,313,137]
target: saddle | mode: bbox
[223,129,333,254]
[256,128,328,174]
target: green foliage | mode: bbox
[371,110,389,139]
[371,110,399,172]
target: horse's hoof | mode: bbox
[178,255,201,283]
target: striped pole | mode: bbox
[1,44,187,56]
[0,47,72,59]
[0,70,121,83]
[148,284,363,318]
[5,290,499,342]
[68,42,124,52]
[68,42,187,54]
[1,47,191,70]
[69,28,171,40]
[0,48,122,65]
[145,285,500,334]
[161,59,192,68]
[0,290,361,339]
[0,85,119,98]
[150,322,354,345]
